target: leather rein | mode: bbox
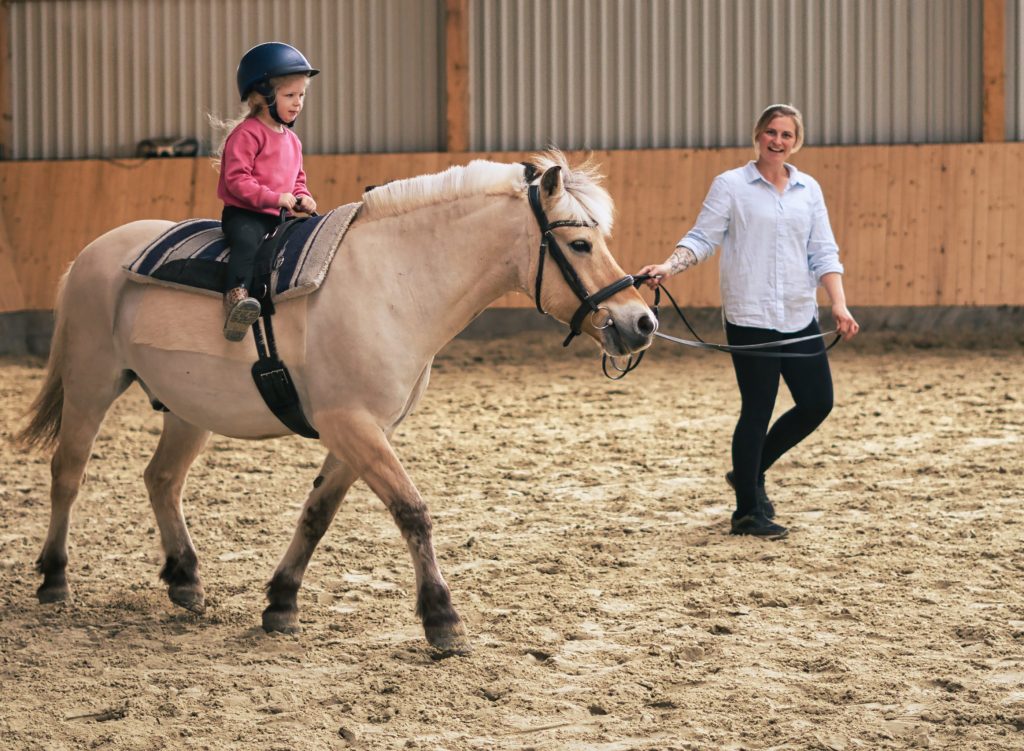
[522,164,839,380]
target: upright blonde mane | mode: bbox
[360,150,614,235]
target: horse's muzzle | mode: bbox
[602,305,657,356]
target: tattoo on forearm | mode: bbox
[669,246,698,275]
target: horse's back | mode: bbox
[64,220,174,300]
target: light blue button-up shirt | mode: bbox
[678,161,844,333]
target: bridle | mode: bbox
[524,164,648,378]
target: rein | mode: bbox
[646,279,841,357]
[520,164,839,380]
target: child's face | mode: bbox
[275,77,308,124]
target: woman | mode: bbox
[638,103,859,538]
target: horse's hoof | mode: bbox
[168,584,206,614]
[37,583,70,604]
[262,607,300,634]
[425,626,472,656]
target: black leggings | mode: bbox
[726,318,833,516]
[221,205,279,292]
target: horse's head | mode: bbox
[526,153,657,357]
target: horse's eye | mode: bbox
[569,240,592,253]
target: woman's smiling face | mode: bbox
[757,115,798,162]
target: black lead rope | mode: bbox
[631,274,841,359]
[603,276,842,379]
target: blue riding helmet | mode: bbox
[236,42,319,127]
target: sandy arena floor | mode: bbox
[1,332,1021,750]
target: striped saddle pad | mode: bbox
[124,202,361,301]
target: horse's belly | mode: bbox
[119,286,311,439]
[127,349,295,438]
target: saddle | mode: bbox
[125,203,360,302]
[124,204,361,439]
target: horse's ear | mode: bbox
[540,165,563,197]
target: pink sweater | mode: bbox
[217,117,311,215]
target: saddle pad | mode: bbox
[123,202,361,301]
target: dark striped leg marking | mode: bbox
[160,550,205,614]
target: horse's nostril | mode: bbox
[637,314,656,337]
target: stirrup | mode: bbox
[223,297,261,342]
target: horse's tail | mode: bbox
[16,269,71,451]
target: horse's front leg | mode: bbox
[263,453,357,633]
[319,412,469,655]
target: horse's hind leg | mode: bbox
[263,454,358,633]
[37,372,132,604]
[144,413,211,614]
[320,414,469,654]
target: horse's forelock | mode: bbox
[528,150,614,236]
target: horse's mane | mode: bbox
[360,149,614,235]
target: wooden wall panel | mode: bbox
[2,143,1024,314]
[949,146,978,304]
[0,209,25,311]
[1000,145,1022,304]
[0,158,199,308]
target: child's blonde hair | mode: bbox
[209,73,311,172]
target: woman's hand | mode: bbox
[821,273,859,340]
[296,195,317,213]
[832,304,860,340]
[636,262,671,289]
[277,192,298,211]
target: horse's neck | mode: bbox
[416,195,532,345]
[343,194,533,354]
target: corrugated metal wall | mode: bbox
[7,0,1010,159]
[1011,0,1024,140]
[8,0,444,159]
[470,0,983,151]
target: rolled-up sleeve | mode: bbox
[678,175,732,262]
[806,182,844,281]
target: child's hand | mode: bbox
[296,196,317,213]
[277,193,298,211]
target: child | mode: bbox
[212,42,319,341]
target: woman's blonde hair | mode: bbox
[209,73,311,171]
[752,103,805,156]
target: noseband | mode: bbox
[524,164,640,349]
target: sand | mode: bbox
[1,333,1021,750]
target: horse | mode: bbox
[16,150,657,654]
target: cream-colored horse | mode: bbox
[18,151,656,653]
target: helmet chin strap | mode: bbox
[266,97,294,128]
[268,101,295,128]
[256,85,295,128]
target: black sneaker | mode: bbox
[730,512,788,539]
[725,471,775,519]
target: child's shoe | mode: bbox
[223,287,261,341]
